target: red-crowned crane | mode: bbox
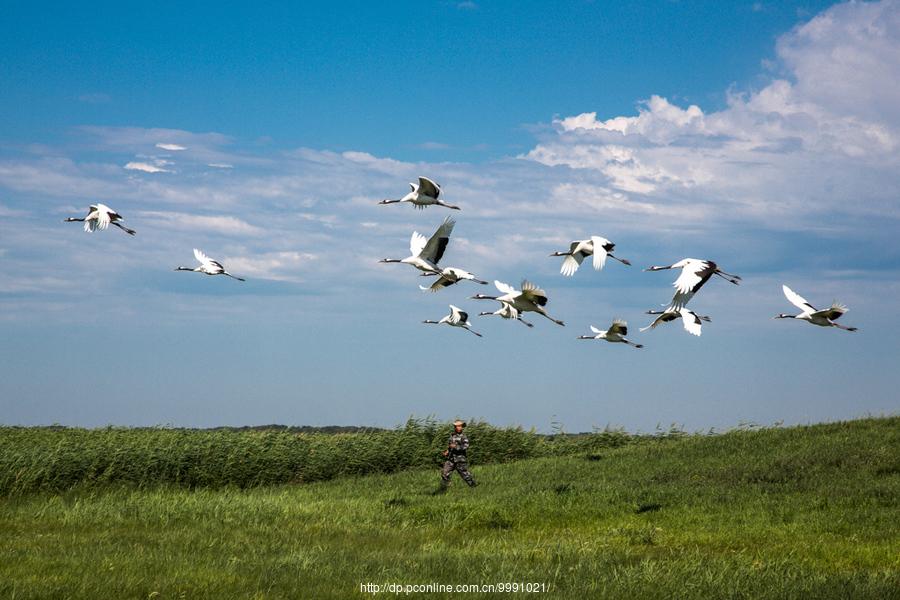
[379,216,455,275]
[64,204,136,235]
[640,308,710,336]
[423,305,482,337]
[551,236,630,276]
[471,280,564,326]
[419,267,488,292]
[645,258,740,309]
[378,176,460,210]
[577,320,643,348]
[774,285,857,331]
[175,248,245,281]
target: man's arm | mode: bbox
[443,435,454,456]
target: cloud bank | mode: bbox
[524,0,900,225]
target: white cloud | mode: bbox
[341,151,411,175]
[554,96,706,142]
[0,158,129,198]
[156,143,187,151]
[82,126,231,150]
[136,211,264,236]
[124,161,172,174]
[207,163,233,169]
[777,0,900,128]
[522,1,900,226]
[548,183,706,218]
[224,251,318,281]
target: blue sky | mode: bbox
[1,1,898,432]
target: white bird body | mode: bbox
[477,300,534,328]
[471,280,564,326]
[578,320,643,348]
[379,176,460,210]
[423,305,482,337]
[65,203,136,235]
[551,236,631,276]
[775,285,857,331]
[645,258,740,309]
[175,248,245,281]
[640,308,710,336]
[380,216,455,275]
[419,267,488,292]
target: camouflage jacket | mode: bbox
[447,432,470,459]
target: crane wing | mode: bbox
[673,260,715,295]
[421,216,455,264]
[496,300,520,319]
[448,304,464,323]
[639,313,665,332]
[494,280,517,295]
[409,231,427,257]
[417,176,441,199]
[813,303,847,321]
[421,274,453,292]
[782,285,816,313]
[591,236,610,270]
[194,249,224,272]
[679,308,703,336]
[589,325,602,334]
[669,260,716,309]
[669,290,694,310]
[609,319,627,335]
[193,248,212,264]
[560,253,584,276]
[640,310,678,332]
[95,208,111,230]
[520,280,549,306]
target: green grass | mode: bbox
[1,417,898,599]
[0,419,635,495]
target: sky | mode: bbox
[1,0,898,432]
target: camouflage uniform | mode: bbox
[440,431,477,487]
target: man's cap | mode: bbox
[453,419,466,427]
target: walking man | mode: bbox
[439,419,477,490]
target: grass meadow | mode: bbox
[0,417,897,598]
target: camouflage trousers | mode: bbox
[441,456,476,487]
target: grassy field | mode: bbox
[1,417,898,599]
[0,419,635,495]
